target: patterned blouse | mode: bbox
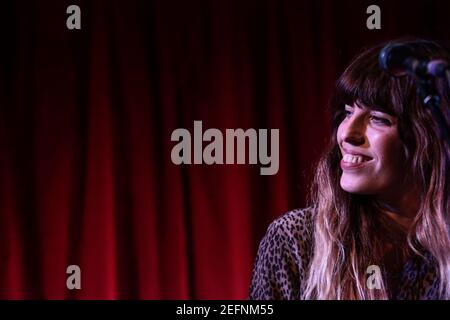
[249,207,443,300]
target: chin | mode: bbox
[340,178,373,194]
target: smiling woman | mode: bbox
[249,38,450,300]
[338,102,406,197]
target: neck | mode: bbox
[375,187,420,230]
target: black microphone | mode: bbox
[379,43,449,78]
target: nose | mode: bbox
[341,115,366,146]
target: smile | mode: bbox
[340,154,374,170]
[342,154,372,164]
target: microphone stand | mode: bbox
[416,76,450,159]
[447,70,450,90]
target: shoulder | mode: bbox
[248,207,316,300]
[267,207,316,240]
[261,206,316,264]
[261,208,315,254]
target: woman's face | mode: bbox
[337,102,406,197]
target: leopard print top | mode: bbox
[249,207,443,300]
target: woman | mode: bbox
[249,38,450,300]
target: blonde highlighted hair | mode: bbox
[303,39,450,299]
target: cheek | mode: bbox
[336,123,345,142]
[373,132,404,171]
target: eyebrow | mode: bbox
[354,101,364,109]
[344,101,367,110]
[349,101,396,117]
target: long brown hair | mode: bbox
[304,38,450,299]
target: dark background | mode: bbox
[0,0,449,299]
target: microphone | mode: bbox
[379,43,449,78]
[379,42,450,160]
[427,59,449,77]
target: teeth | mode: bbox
[343,154,368,164]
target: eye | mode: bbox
[344,108,354,118]
[370,115,392,126]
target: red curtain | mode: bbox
[0,0,449,299]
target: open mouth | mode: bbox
[342,154,373,164]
